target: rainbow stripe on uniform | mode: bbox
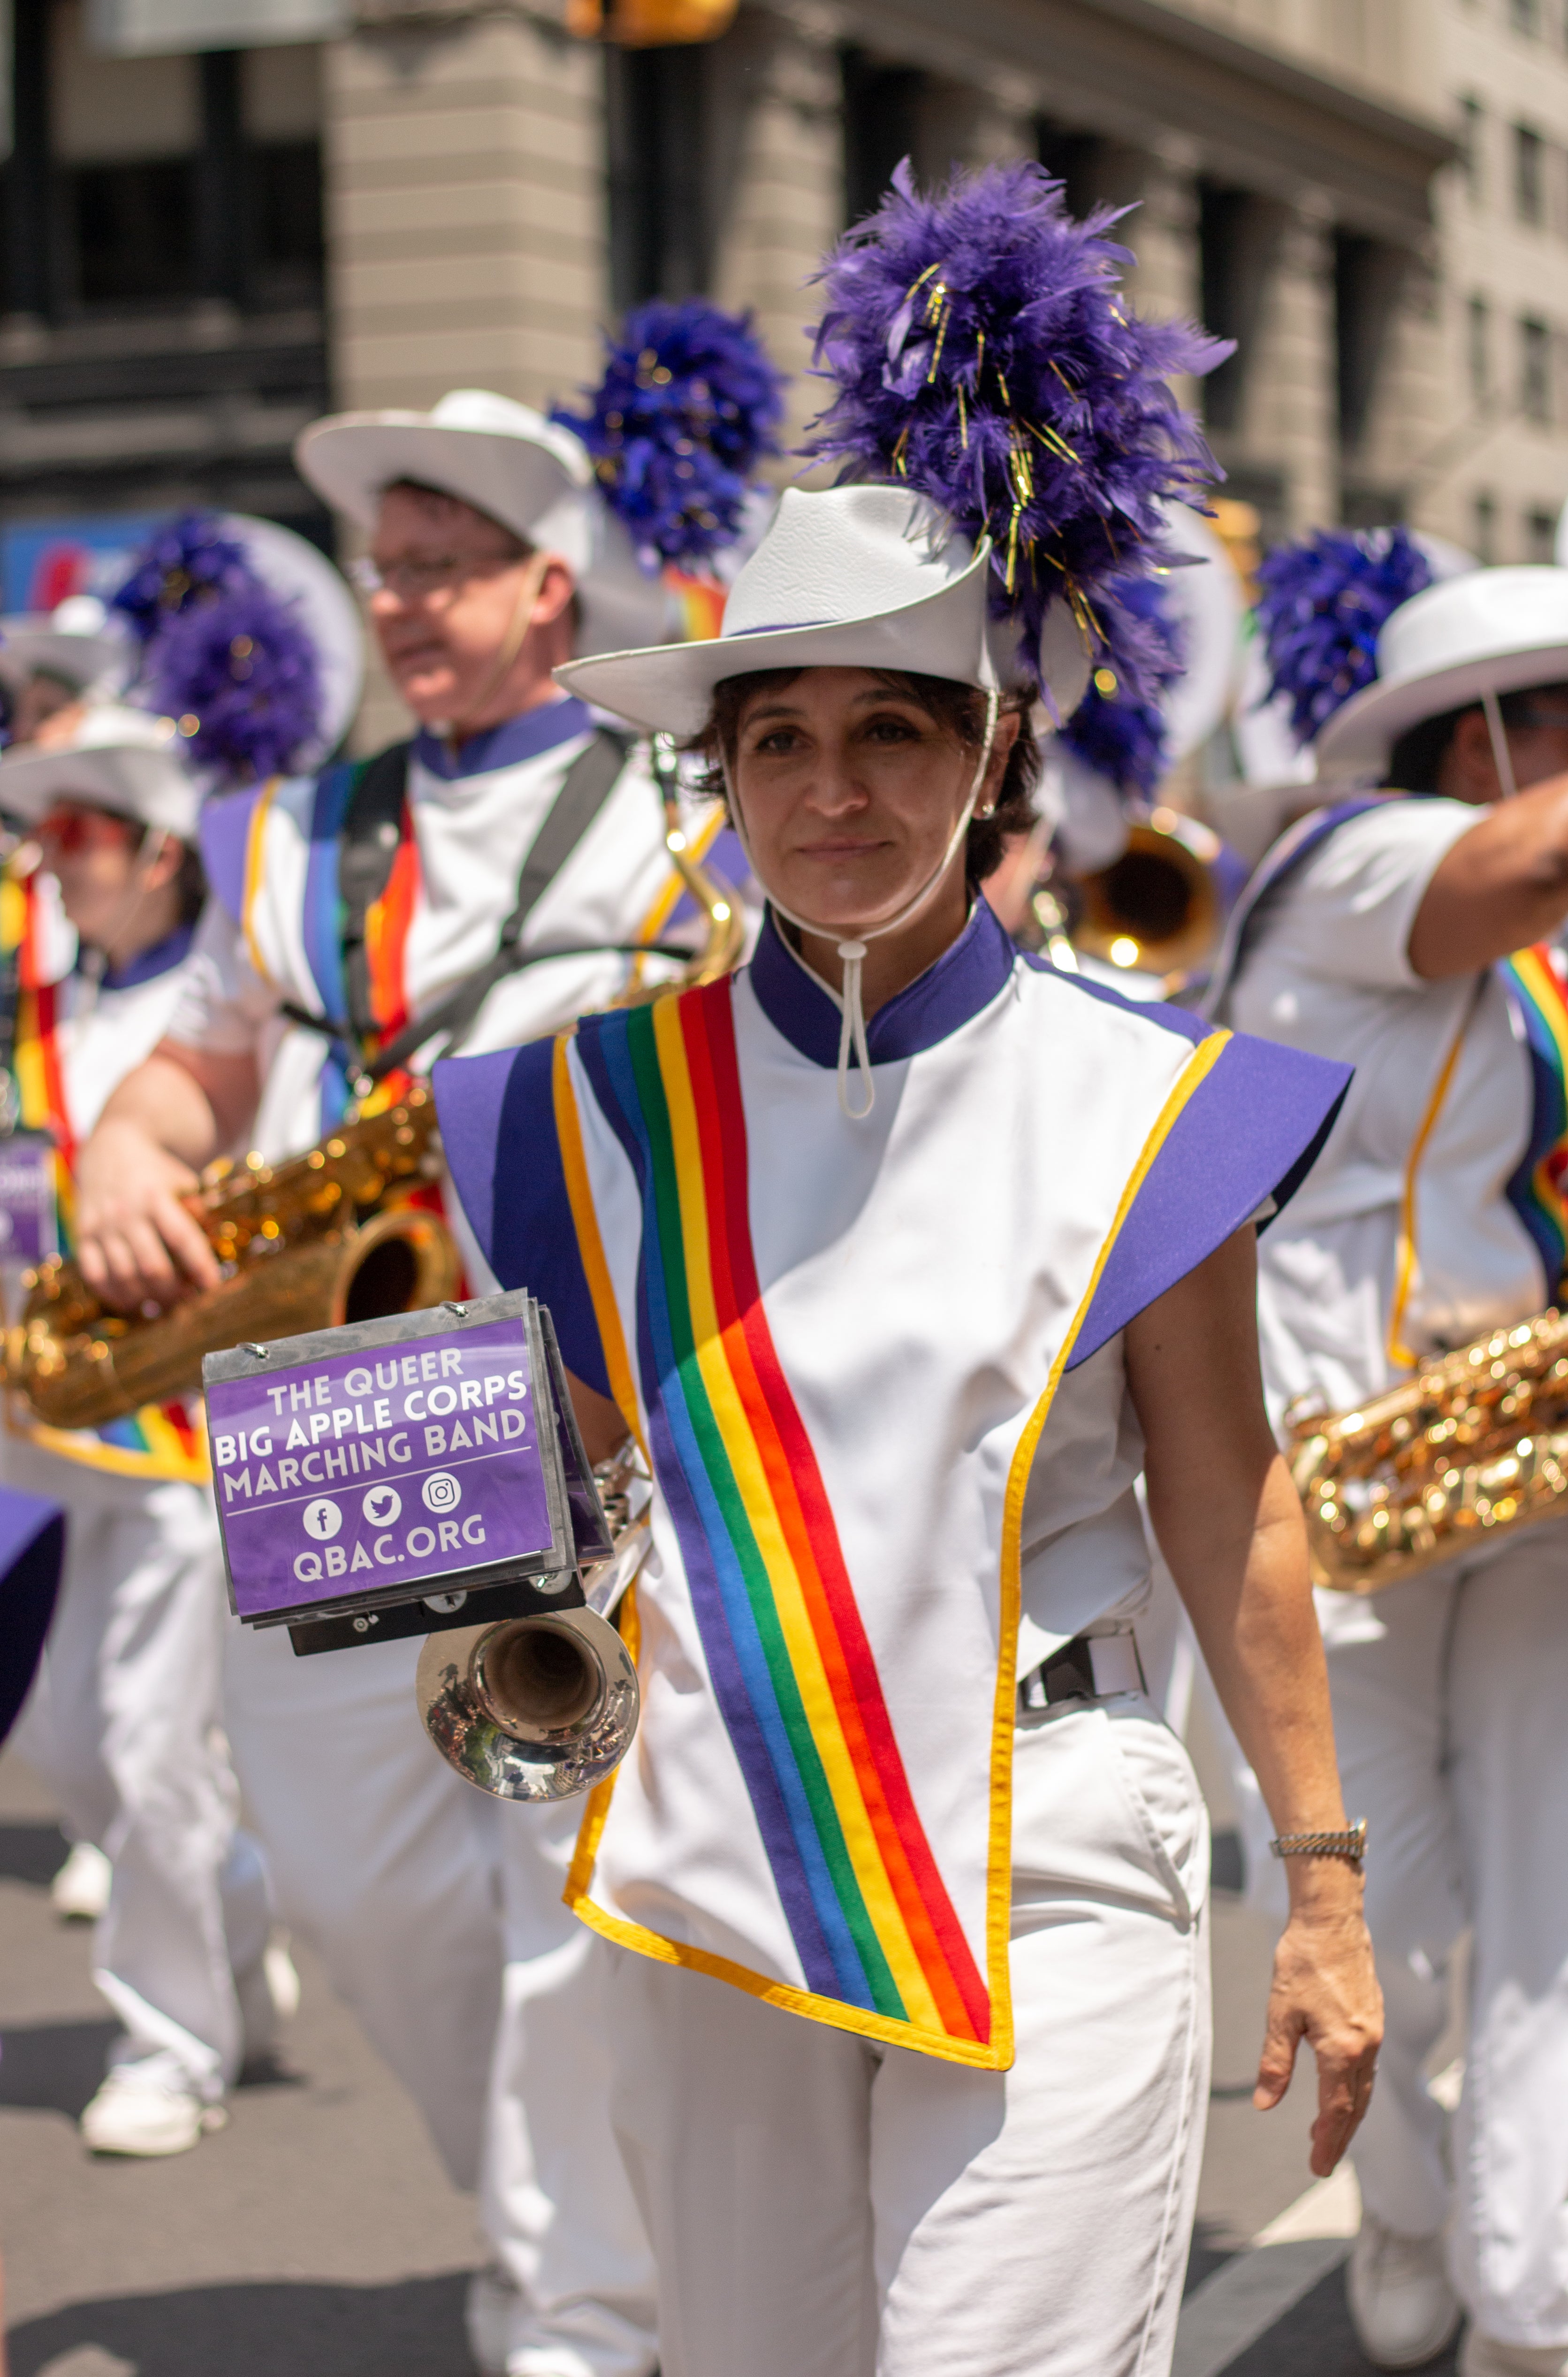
[1501,943,1568,1300]
[573,980,992,2047]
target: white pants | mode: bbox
[225,1618,657,2373]
[1323,1521,1568,2347]
[605,1696,1211,2377]
[9,1451,265,2097]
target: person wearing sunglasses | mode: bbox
[1206,549,1568,2377]
[0,704,287,2159]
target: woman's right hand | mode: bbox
[74,1117,221,1307]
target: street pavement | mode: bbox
[0,1747,1461,2377]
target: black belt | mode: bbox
[1019,1627,1145,1712]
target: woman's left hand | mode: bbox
[1253,1874,1384,2177]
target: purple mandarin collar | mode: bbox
[92,919,196,993]
[412,696,593,783]
[750,896,1016,1067]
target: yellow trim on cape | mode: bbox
[240,778,281,988]
[561,1016,1234,2063]
[551,1035,650,1467]
[7,1398,211,1484]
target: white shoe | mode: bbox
[465,2264,517,2377]
[81,2055,228,2158]
[1461,2334,1568,2376]
[50,1841,111,1922]
[1348,2215,1462,2369]
[236,1931,301,2063]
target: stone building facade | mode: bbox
[3,0,1568,670]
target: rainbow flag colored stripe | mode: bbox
[1500,944,1568,1299]
[287,763,422,1130]
[574,981,992,2046]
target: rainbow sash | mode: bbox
[1500,943,1568,1301]
[571,984,992,2044]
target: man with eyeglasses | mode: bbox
[1207,553,1568,2377]
[69,389,754,2377]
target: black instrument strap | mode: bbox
[297,725,634,1086]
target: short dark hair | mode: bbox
[1387,679,1568,791]
[378,478,531,559]
[688,667,1040,880]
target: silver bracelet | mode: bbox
[1269,1819,1368,1868]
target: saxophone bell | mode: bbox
[416,1604,639,1803]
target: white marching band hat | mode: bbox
[556,484,1092,735]
[294,387,670,658]
[0,703,200,841]
[0,597,130,705]
[1317,564,1568,772]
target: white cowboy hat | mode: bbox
[556,484,1093,735]
[0,597,130,704]
[1317,565,1568,771]
[293,388,668,658]
[0,704,198,840]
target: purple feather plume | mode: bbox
[800,159,1231,713]
[144,581,324,786]
[1255,525,1433,747]
[111,513,254,645]
[552,299,787,570]
[1061,569,1186,798]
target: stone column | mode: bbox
[325,2,609,418]
[707,5,845,444]
[1243,194,1339,532]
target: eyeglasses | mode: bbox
[349,551,523,603]
[1511,706,1568,733]
[35,804,141,856]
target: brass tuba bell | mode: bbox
[1072,807,1228,979]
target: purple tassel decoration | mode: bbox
[111,513,254,646]
[800,159,1231,715]
[552,298,787,571]
[1255,525,1433,747]
[1061,570,1186,798]
[144,582,324,786]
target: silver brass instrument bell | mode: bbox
[416,1602,639,1804]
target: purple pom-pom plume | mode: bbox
[1061,570,1186,798]
[145,582,323,786]
[111,513,254,646]
[552,298,787,571]
[1255,526,1432,747]
[800,158,1231,717]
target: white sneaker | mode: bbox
[465,2264,517,2377]
[1461,2334,1568,2376]
[1348,2214,1462,2369]
[50,1841,111,1922]
[236,1931,301,2063]
[80,2055,228,2158]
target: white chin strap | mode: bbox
[1482,689,1519,800]
[724,686,1000,1120]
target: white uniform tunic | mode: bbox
[178,697,739,2375]
[1217,794,1568,2350]
[6,908,270,2101]
[436,900,1347,2375]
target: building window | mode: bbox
[1474,491,1498,561]
[1469,295,1491,398]
[1528,506,1558,560]
[1516,124,1545,224]
[1458,97,1484,205]
[1522,315,1552,418]
[841,49,927,227]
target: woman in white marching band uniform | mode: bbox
[1209,535,1568,2377]
[434,162,1380,2377]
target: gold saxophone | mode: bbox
[1289,1308,1568,1592]
[8,766,744,1434]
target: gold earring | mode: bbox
[976,803,996,818]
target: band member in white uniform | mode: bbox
[434,163,1381,2377]
[0,706,284,2156]
[71,318,778,2377]
[1210,544,1568,2377]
